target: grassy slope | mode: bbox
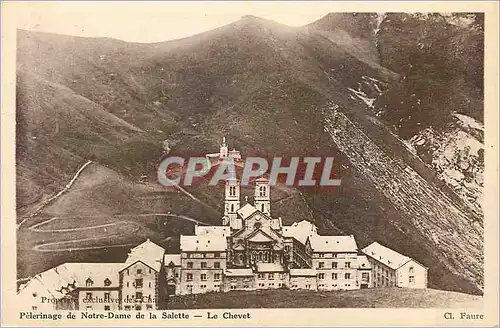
[15,16,482,294]
[167,288,483,309]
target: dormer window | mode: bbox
[86,278,93,287]
[104,278,111,287]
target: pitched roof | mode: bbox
[309,235,358,252]
[283,220,319,245]
[362,242,411,270]
[357,255,372,269]
[18,263,122,299]
[195,225,230,237]
[237,203,257,219]
[233,244,245,251]
[255,263,285,272]
[123,239,165,272]
[247,229,274,243]
[224,268,254,276]
[164,254,181,266]
[180,235,227,252]
[290,268,317,276]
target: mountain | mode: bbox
[16,12,484,295]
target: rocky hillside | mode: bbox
[16,13,484,294]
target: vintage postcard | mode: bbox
[1,1,499,327]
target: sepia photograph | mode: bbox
[1,1,498,327]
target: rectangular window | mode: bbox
[332,273,337,280]
[187,273,193,281]
[345,262,351,269]
[319,253,324,258]
[332,262,337,269]
[214,252,220,257]
[362,272,369,281]
[258,273,265,279]
[187,262,193,269]
[201,262,207,269]
[279,273,285,280]
[126,282,129,287]
[201,273,207,281]
[318,262,325,269]
[149,282,151,288]
[345,273,351,280]
[214,262,220,269]
[149,268,152,274]
[268,273,274,280]
[135,278,143,288]
[318,273,325,279]
[214,273,221,280]
[409,276,415,283]
[137,269,142,274]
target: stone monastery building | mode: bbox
[166,138,427,295]
[18,138,427,311]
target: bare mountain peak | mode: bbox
[309,12,380,40]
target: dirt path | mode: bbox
[32,235,138,252]
[17,160,93,230]
[29,218,125,233]
[28,213,206,252]
[28,213,209,233]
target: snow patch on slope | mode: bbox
[408,120,484,215]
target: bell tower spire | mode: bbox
[223,177,240,225]
[220,136,228,158]
[254,175,270,216]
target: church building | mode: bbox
[18,137,428,310]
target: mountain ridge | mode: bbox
[15,12,484,295]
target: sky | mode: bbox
[9,2,351,43]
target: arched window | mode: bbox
[261,204,265,212]
[231,204,234,212]
[409,266,415,274]
[259,186,266,197]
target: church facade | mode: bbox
[163,138,376,295]
[165,173,372,296]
